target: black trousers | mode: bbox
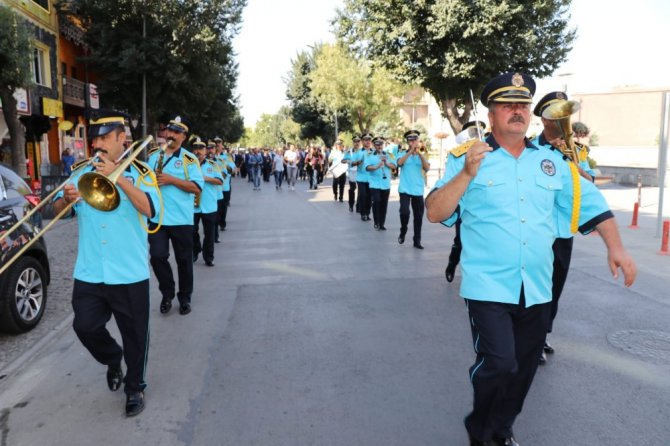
[399,193,424,244]
[148,224,194,305]
[348,180,357,210]
[550,237,573,332]
[370,188,390,227]
[215,198,223,241]
[464,292,551,442]
[332,173,346,200]
[193,212,216,262]
[72,279,150,395]
[219,190,231,229]
[356,181,370,217]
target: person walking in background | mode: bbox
[284,143,299,191]
[62,148,75,176]
[273,148,285,190]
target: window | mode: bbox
[61,62,67,78]
[71,66,77,80]
[31,45,51,88]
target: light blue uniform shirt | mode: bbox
[196,159,223,214]
[532,134,597,239]
[147,147,204,226]
[365,151,396,190]
[398,151,426,196]
[212,157,225,200]
[222,160,235,192]
[434,135,612,307]
[351,148,369,183]
[57,160,160,284]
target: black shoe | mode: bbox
[413,243,424,250]
[379,226,386,230]
[374,224,379,229]
[125,391,145,417]
[339,198,343,202]
[398,233,405,244]
[468,432,496,446]
[106,364,123,391]
[445,262,457,283]
[543,341,555,354]
[492,437,520,446]
[539,351,547,365]
[193,252,199,263]
[159,297,172,314]
[214,239,220,244]
[179,303,191,315]
[349,206,353,212]
[205,260,214,267]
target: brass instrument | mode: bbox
[541,99,582,234]
[78,135,155,212]
[0,136,153,275]
[541,100,582,164]
[154,140,173,174]
[194,193,201,208]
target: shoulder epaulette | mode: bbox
[148,147,161,156]
[449,140,477,158]
[132,159,151,176]
[183,151,199,164]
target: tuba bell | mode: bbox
[541,100,581,164]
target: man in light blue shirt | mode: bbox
[352,133,373,221]
[531,91,597,364]
[147,115,204,316]
[341,136,360,212]
[426,72,637,446]
[192,138,223,266]
[365,137,396,230]
[396,130,430,249]
[53,111,160,417]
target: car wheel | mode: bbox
[0,256,48,333]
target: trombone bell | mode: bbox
[77,172,121,212]
[541,100,581,121]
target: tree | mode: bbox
[62,0,246,141]
[285,47,352,147]
[309,44,404,134]
[334,0,576,134]
[0,6,33,177]
[247,107,303,148]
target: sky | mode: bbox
[233,0,670,127]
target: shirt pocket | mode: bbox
[466,176,507,216]
[533,175,563,211]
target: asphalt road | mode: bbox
[0,175,668,446]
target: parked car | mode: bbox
[0,163,50,333]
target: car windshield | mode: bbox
[0,164,32,200]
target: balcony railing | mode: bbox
[63,76,85,107]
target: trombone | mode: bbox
[0,136,153,276]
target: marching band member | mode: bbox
[341,136,360,212]
[531,92,596,364]
[192,137,223,266]
[396,130,430,249]
[329,139,347,202]
[365,136,396,230]
[352,133,373,221]
[147,115,204,316]
[53,110,160,417]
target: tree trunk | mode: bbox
[439,98,473,136]
[0,87,27,177]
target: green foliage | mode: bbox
[0,6,34,176]
[309,44,404,134]
[334,0,576,133]
[61,0,246,141]
[587,156,596,169]
[589,132,599,146]
[246,106,304,148]
[0,6,34,90]
[285,47,352,147]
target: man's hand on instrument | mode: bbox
[92,153,117,177]
[463,141,492,178]
[62,183,80,204]
[548,137,566,148]
[156,173,175,186]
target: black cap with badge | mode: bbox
[88,109,128,140]
[480,72,536,108]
